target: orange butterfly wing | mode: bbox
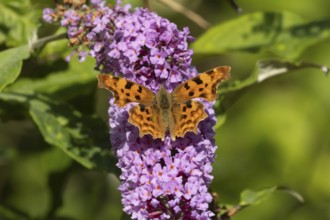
[171,66,231,103]
[128,104,166,140]
[170,101,208,140]
[169,66,231,140]
[97,74,155,107]
[98,74,166,140]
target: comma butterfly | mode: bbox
[97,66,231,141]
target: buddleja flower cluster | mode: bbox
[44,0,218,219]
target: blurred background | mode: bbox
[0,0,329,219]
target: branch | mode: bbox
[157,0,210,29]
[225,0,242,14]
[29,33,67,51]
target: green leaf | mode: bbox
[240,187,277,206]
[5,147,71,218]
[255,59,329,82]
[0,46,30,92]
[6,57,97,98]
[240,186,304,206]
[217,186,303,218]
[193,11,330,60]
[276,186,305,203]
[216,58,329,116]
[120,0,143,7]
[0,0,39,46]
[0,91,118,173]
[231,58,328,91]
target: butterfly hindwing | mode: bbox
[128,104,166,140]
[171,66,231,103]
[170,100,208,140]
[97,74,155,107]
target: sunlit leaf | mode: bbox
[120,0,143,7]
[240,186,304,206]
[193,11,330,60]
[276,186,304,203]
[0,46,30,92]
[0,91,118,173]
[216,58,329,116]
[256,59,329,82]
[0,0,39,46]
[240,187,277,206]
[6,57,97,99]
[217,186,303,219]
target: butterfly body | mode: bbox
[157,86,171,110]
[98,66,231,141]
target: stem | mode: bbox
[30,33,67,51]
[157,0,210,29]
[300,61,329,75]
[225,0,242,14]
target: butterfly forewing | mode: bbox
[97,74,155,107]
[171,66,231,103]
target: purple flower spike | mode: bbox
[43,1,220,219]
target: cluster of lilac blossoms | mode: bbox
[44,1,218,219]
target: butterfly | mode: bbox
[97,66,231,141]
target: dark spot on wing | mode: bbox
[206,70,214,74]
[199,88,204,92]
[124,98,130,103]
[143,123,154,129]
[200,93,207,98]
[192,77,203,85]
[180,120,193,127]
[125,81,133,89]
[121,89,124,93]
[126,93,130,97]
[147,117,151,121]
[135,95,141,100]
[146,109,150,114]
[138,86,143,93]
[186,100,192,108]
[139,104,145,112]
[205,83,208,87]
[181,114,187,119]
[182,106,186,112]
[184,83,190,90]
[189,92,194,97]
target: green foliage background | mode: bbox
[0,0,329,219]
